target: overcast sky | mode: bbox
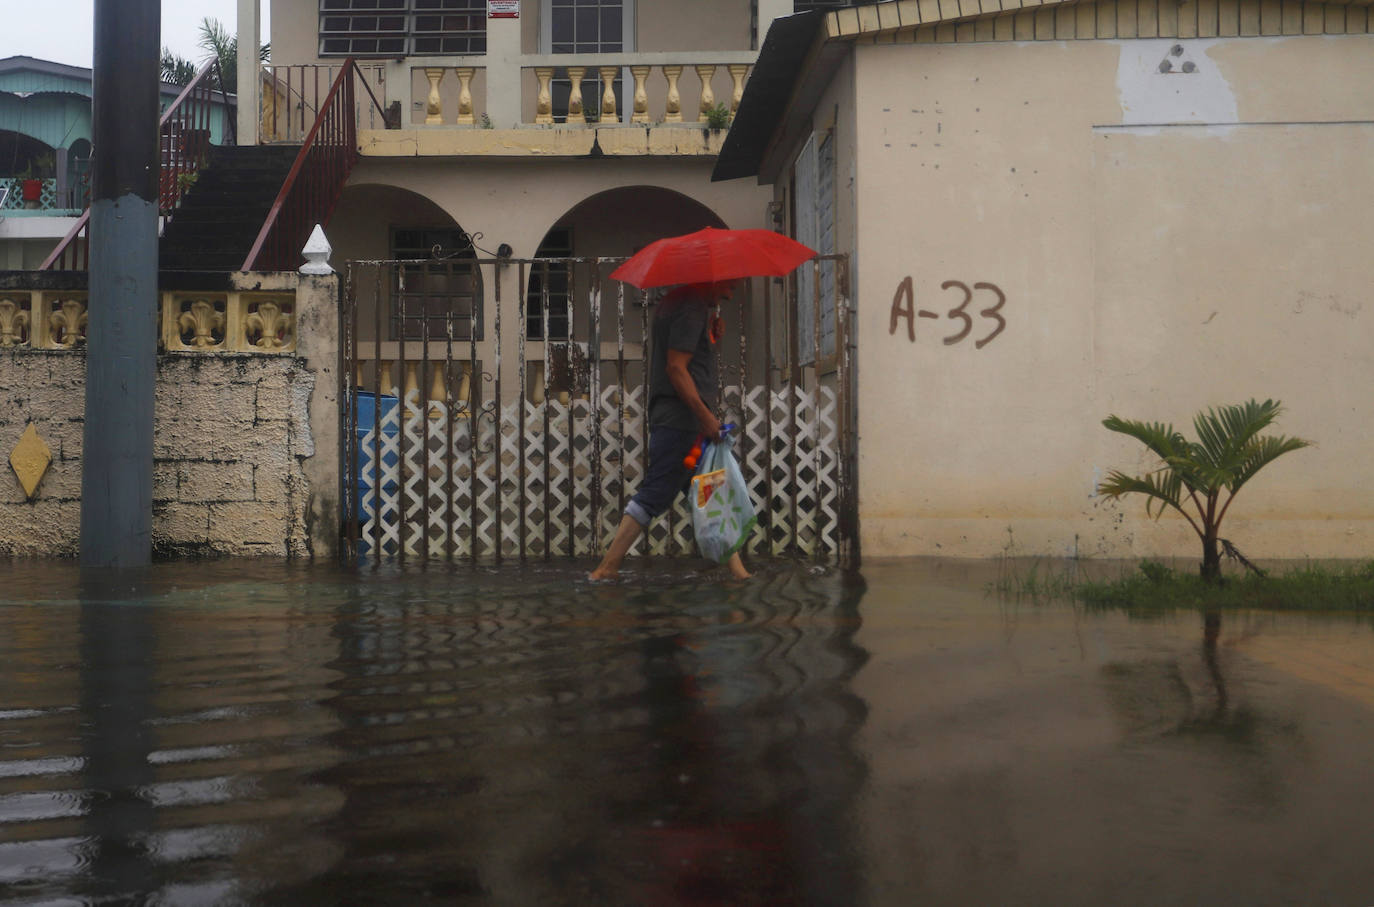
[0,0,273,70]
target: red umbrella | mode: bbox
[609,227,816,290]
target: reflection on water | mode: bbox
[0,561,868,905]
[5,559,1374,904]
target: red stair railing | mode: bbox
[242,59,383,271]
[40,59,236,271]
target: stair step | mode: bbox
[159,142,307,270]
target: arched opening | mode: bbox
[331,183,484,343]
[526,185,726,341]
[0,131,57,180]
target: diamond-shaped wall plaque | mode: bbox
[9,423,52,501]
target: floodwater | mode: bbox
[1,558,1374,906]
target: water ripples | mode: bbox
[0,560,869,905]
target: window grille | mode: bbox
[320,0,487,56]
[390,228,483,341]
[794,131,836,365]
[527,228,573,340]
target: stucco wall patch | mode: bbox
[1117,39,1239,124]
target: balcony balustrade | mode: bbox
[260,63,391,142]
[360,52,752,133]
[0,178,84,214]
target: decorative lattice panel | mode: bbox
[353,384,842,561]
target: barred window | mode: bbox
[320,0,487,56]
[390,228,483,341]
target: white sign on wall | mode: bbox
[488,0,519,17]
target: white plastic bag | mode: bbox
[690,435,757,563]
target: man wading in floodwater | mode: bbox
[589,280,751,581]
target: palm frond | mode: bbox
[1099,468,1204,537]
[1099,469,1182,512]
[1166,445,1230,494]
[1229,433,1313,494]
[1102,416,1187,462]
[1192,399,1282,470]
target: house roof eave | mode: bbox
[710,11,828,183]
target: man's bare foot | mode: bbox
[588,565,618,581]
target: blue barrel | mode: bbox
[353,392,400,549]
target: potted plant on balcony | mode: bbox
[17,154,53,207]
[18,168,41,206]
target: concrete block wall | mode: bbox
[0,270,340,559]
[0,351,316,557]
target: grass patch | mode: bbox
[991,558,1083,604]
[1078,560,1374,614]
[995,558,1374,614]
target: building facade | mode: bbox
[719,1,1374,560]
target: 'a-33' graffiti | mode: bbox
[889,276,1006,349]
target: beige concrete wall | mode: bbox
[343,154,769,265]
[0,273,341,559]
[849,35,1374,560]
[270,0,321,67]
[637,0,753,51]
[334,155,770,395]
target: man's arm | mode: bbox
[666,349,722,440]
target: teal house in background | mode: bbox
[0,55,235,268]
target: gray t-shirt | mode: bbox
[648,286,718,432]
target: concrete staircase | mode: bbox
[160,144,302,271]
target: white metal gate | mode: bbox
[341,254,855,564]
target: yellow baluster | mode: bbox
[566,66,586,124]
[428,362,447,419]
[404,360,421,410]
[598,66,618,123]
[535,67,554,125]
[455,67,475,125]
[695,65,717,122]
[630,66,650,123]
[424,68,445,125]
[728,65,749,123]
[662,65,683,123]
[457,363,473,418]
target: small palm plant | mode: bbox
[1099,399,1312,581]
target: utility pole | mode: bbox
[81,0,161,566]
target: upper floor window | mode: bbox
[541,0,633,122]
[548,0,624,53]
[320,0,487,57]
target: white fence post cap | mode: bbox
[300,225,334,275]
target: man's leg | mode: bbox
[726,551,750,580]
[589,515,644,581]
[588,426,697,580]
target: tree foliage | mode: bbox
[198,18,271,96]
[161,19,270,92]
[161,49,197,87]
[1099,399,1312,580]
